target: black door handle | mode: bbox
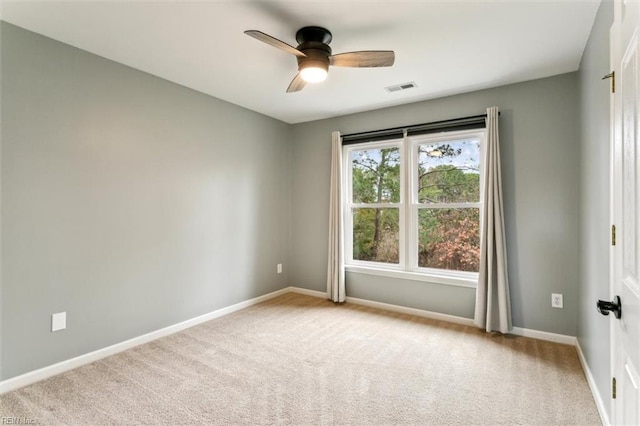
[597,296,622,319]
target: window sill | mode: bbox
[345,265,478,288]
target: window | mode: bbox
[343,129,485,287]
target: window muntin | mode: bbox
[344,130,484,284]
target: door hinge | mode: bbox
[603,71,615,93]
[612,377,617,399]
[612,224,616,246]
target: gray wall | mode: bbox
[291,73,581,335]
[1,22,292,380]
[577,0,613,417]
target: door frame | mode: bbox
[608,11,617,425]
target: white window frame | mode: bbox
[343,129,486,288]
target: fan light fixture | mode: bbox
[300,64,328,83]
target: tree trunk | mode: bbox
[372,150,386,260]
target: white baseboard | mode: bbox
[510,326,577,346]
[287,286,474,326]
[0,287,291,394]
[287,286,327,299]
[287,286,580,343]
[345,295,476,327]
[576,340,611,426]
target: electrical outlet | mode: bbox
[552,294,563,309]
[52,312,66,332]
[277,263,282,274]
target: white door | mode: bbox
[610,0,640,424]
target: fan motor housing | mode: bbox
[295,26,332,45]
[295,27,332,73]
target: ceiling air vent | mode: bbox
[385,81,417,93]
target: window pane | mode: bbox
[351,147,400,203]
[418,139,480,203]
[353,208,399,264]
[418,208,479,272]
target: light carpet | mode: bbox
[1,292,600,425]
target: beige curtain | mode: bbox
[327,131,346,302]
[474,106,512,333]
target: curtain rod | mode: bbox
[341,112,499,144]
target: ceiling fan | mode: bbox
[244,26,395,93]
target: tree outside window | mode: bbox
[344,130,483,278]
[416,139,481,272]
[350,146,400,264]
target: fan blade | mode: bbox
[286,73,307,93]
[244,30,306,58]
[329,51,395,67]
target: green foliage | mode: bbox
[350,141,480,271]
[415,142,480,271]
[351,147,400,263]
[352,148,400,203]
[418,165,479,203]
[353,208,399,263]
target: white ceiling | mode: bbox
[1,1,600,124]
